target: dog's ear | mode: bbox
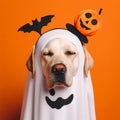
[83,46,94,77]
[26,45,35,78]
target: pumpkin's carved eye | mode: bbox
[85,13,92,18]
[91,19,98,25]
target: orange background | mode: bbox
[0,0,120,120]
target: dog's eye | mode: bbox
[65,51,76,55]
[43,51,54,56]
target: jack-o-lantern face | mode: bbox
[74,9,102,36]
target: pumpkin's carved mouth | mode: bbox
[80,19,91,30]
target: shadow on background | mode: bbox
[0,102,21,120]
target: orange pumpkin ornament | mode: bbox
[74,9,103,36]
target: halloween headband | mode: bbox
[18,9,103,44]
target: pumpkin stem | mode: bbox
[98,8,103,15]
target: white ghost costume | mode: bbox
[20,29,96,120]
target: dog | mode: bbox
[20,29,96,120]
[41,38,93,89]
[41,38,79,88]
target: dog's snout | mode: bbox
[52,64,66,74]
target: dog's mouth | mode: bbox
[51,74,68,87]
[80,19,91,30]
[51,81,69,88]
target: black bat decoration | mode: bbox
[18,15,54,35]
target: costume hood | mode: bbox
[20,29,96,120]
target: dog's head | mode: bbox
[26,29,93,89]
[41,38,79,88]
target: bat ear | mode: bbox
[83,46,94,77]
[26,45,35,78]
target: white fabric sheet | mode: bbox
[20,29,96,120]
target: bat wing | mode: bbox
[40,15,55,27]
[18,23,33,33]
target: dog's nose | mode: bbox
[51,64,66,75]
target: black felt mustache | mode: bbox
[45,94,74,109]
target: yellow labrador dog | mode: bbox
[27,36,93,89]
[40,38,93,89]
[41,38,79,88]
